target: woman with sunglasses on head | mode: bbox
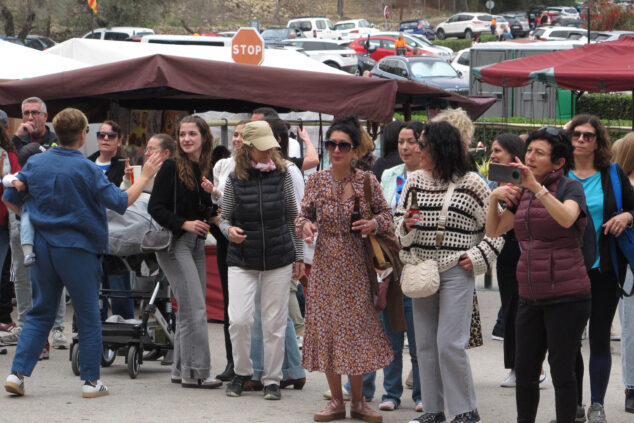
[297,115,393,423]
[486,127,593,423]
[397,121,502,423]
[566,115,634,422]
[488,134,528,389]
[148,115,223,389]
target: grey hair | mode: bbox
[21,97,47,114]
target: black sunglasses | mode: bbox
[96,131,118,139]
[324,139,353,153]
[538,126,566,142]
[571,130,596,142]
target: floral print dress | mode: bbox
[296,169,393,375]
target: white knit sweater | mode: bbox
[394,170,504,275]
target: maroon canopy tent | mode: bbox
[0,54,494,122]
[473,36,634,92]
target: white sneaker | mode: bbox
[5,373,24,396]
[82,380,109,398]
[323,386,351,401]
[182,376,222,389]
[379,400,396,411]
[0,326,21,345]
[500,369,516,388]
[539,372,548,388]
[50,329,68,349]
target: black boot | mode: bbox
[626,388,634,414]
[216,362,235,382]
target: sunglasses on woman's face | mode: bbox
[96,131,118,139]
[324,139,353,153]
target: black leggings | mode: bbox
[575,268,620,405]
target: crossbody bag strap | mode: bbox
[363,171,373,218]
[435,181,456,248]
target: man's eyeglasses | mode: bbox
[571,131,596,142]
[22,110,42,117]
[145,147,161,154]
[324,139,353,153]
[96,131,118,139]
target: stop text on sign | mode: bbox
[231,27,264,66]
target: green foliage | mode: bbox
[476,156,491,178]
[432,34,497,52]
[577,93,633,122]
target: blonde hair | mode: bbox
[233,145,286,181]
[358,127,375,158]
[431,108,474,148]
[52,108,87,146]
[612,132,634,176]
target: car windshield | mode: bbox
[410,61,458,78]
[359,20,371,28]
[335,23,355,30]
[564,8,577,13]
[261,29,288,38]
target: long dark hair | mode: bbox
[0,125,16,154]
[494,133,525,162]
[326,115,361,148]
[381,120,405,157]
[176,115,213,190]
[567,114,611,170]
[423,121,470,182]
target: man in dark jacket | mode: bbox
[11,97,57,152]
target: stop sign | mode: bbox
[231,27,264,66]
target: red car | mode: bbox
[349,35,435,61]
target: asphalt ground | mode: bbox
[0,279,629,423]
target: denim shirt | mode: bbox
[3,146,128,255]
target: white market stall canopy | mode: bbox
[0,40,89,79]
[46,38,348,75]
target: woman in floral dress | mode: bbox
[297,116,393,423]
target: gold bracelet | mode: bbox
[535,185,549,199]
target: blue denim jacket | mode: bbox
[3,147,127,255]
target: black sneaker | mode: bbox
[450,410,480,423]
[408,412,447,423]
[225,374,251,397]
[263,383,281,400]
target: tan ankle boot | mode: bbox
[314,399,346,422]
[350,398,382,423]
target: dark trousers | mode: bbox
[515,297,590,423]
[0,249,12,324]
[575,268,620,405]
[498,264,519,368]
[210,224,232,365]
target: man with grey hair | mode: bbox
[11,97,57,152]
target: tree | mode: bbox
[337,0,344,17]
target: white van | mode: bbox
[287,17,339,39]
[83,27,154,41]
[139,34,230,47]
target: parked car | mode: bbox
[435,13,495,40]
[0,36,25,46]
[287,16,339,39]
[83,27,154,41]
[398,19,436,40]
[501,12,530,37]
[451,48,470,78]
[261,28,304,45]
[371,56,468,95]
[372,32,451,60]
[529,26,587,41]
[349,34,435,62]
[139,34,229,46]
[553,18,585,27]
[282,39,357,73]
[590,30,634,42]
[23,35,56,50]
[334,19,379,41]
[546,6,581,20]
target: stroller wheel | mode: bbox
[101,347,116,367]
[71,343,80,376]
[127,345,140,379]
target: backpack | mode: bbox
[556,176,597,271]
[608,163,634,296]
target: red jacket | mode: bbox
[513,169,591,301]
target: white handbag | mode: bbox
[400,181,456,298]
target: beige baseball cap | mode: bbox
[241,120,281,151]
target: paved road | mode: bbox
[0,284,628,423]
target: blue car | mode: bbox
[398,19,436,40]
[371,56,468,95]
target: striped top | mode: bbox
[394,170,504,275]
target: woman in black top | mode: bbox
[148,115,222,389]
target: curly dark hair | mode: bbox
[526,127,572,171]
[423,121,470,182]
[567,114,611,170]
[326,115,361,148]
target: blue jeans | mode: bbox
[620,267,634,387]
[19,206,33,246]
[344,296,421,406]
[12,234,102,380]
[250,281,305,382]
[101,272,134,320]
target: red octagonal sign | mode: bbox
[231,27,264,66]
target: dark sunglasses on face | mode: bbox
[96,131,118,139]
[571,130,596,142]
[324,139,353,153]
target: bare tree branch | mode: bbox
[1,5,15,36]
[181,18,195,34]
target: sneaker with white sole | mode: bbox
[5,373,24,396]
[39,341,50,360]
[500,369,516,388]
[50,329,68,350]
[182,376,223,389]
[416,402,424,412]
[82,380,109,398]
[379,400,397,411]
[539,372,548,388]
[323,386,351,401]
[0,326,21,345]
